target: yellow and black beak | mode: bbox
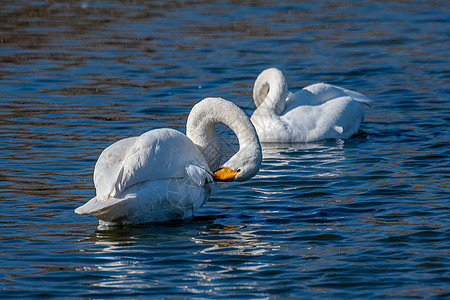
[212,167,240,182]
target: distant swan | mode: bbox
[75,97,262,225]
[250,68,372,143]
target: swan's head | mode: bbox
[187,97,262,182]
[213,145,262,182]
[253,67,288,115]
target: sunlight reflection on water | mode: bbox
[0,0,449,298]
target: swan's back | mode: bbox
[93,128,209,200]
[287,83,372,107]
[284,94,364,141]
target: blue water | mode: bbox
[1,0,449,298]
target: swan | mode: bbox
[250,68,372,143]
[75,97,262,225]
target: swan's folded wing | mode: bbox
[303,83,372,105]
[94,128,210,200]
[93,136,138,200]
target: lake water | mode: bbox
[1,0,449,298]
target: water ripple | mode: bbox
[1,0,449,299]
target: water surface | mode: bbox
[1,0,449,298]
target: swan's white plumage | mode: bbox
[75,128,212,224]
[93,129,210,200]
[250,68,372,143]
[75,98,261,225]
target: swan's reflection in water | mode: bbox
[259,139,346,172]
[252,140,347,199]
[82,216,279,291]
[194,224,279,256]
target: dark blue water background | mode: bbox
[1,1,449,298]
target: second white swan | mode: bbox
[75,97,262,225]
[250,68,372,143]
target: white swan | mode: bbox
[75,97,262,225]
[250,68,372,143]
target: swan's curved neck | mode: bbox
[186,98,261,180]
[253,68,288,115]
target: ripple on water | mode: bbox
[0,0,449,299]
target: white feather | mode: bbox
[250,68,372,143]
[75,98,262,225]
[185,164,213,186]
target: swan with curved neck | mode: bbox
[250,68,372,143]
[75,97,262,225]
[187,98,262,182]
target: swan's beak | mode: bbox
[212,167,240,182]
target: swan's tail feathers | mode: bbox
[349,90,372,105]
[74,197,98,214]
[74,196,122,215]
[360,100,372,107]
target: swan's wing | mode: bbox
[285,89,316,107]
[93,128,210,200]
[93,136,138,200]
[302,83,372,105]
[283,95,364,141]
